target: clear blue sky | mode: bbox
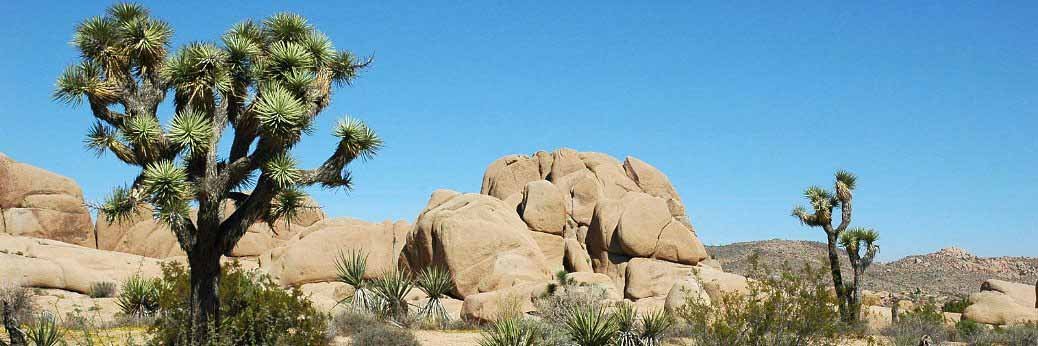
[1,1,1035,261]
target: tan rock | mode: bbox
[616,193,671,258]
[580,152,640,199]
[981,279,1036,309]
[30,289,122,324]
[564,238,593,273]
[0,235,163,294]
[299,281,352,312]
[652,219,709,265]
[530,232,565,273]
[624,258,695,300]
[693,265,751,304]
[963,291,1038,326]
[519,180,566,235]
[863,305,892,334]
[565,272,623,300]
[480,155,541,200]
[95,207,185,258]
[944,312,961,327]
[401,192,551,298]
[263,218,410,287]
[0,153,94,247]
[664,276,711,312]
[547,148,586,182]
[553,169,603,226]
[631,297,667,315]
[623,156,682,206]
[461,282,549,323]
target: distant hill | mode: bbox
[707,239,1038,298]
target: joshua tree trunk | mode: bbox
[189,246,222,342]
[825,230,850,320]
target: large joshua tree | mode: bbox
[54,3,380,342]
[791,170,863,321]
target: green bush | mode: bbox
[89,281,117,298]
[352,324,420,346]
[883,300,949,346]
[961,322,1038,346]
[148,261,329,346]
[674,261,843,346]
[333,310,379,337]
[117,275,160,318]
[941,296,969,314]
[954,319,986,340]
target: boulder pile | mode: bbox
[0,153,94,247]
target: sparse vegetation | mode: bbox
[942,296,970,313]
[89,281,117,299]
[352,323,421,346]
[883,300,949,346]
[25,313,63,346]
[674,259,844,346]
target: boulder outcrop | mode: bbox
[0,235,163,294]
[0,153,94,247]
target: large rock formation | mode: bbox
[0,153,94,247]
[964,279,1038,326]
[403,149,734,321]
[0,235,163,294]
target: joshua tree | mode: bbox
[839,227,880,319]
[791,170,859,321]
[54,3,380,342]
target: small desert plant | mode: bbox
[368,270,416,326]
[954,319,986,341]
[416,266,454,326]
[675,259,843,346]
[639,309,674,345]
[0,282,32,323]
[25,313,63,346]
[335,249,371,310]
[613,303,640,346]
[883,300,950,346]
[116,275,159,318]
[961,322,1038,346]
[89,281,117,298]
[479,317,542,346]
[352,323,421,346]
[333,310,379,337]
[941,296,969,314]
[562,305,618,346]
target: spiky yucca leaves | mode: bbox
[563,305,619,346]
[416,266,454,325]
[263,153,301,188]
[117,275,160,318]
[369,271,415,326]
[266,186,310,227]
[97,185,141,224]
[334,249,371,311]
[167,109,212,155]
[25,312,63,346]
[639,310,674,346]
[334,117,383,161]
[478,318,541,346]
[613,303,640,346]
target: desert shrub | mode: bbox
[25,312,63,346]
[352,323,420,346]
[148,261,329,346]
[954,319,986,340]
[0,282,32,323]
[674,261,843,346]
[941,296,970,314]
[117,275,160,318]
[367,270,416,326]
[883,300,950,346]
[89,281,117,298]
[962,322,1038,346]
[333,310,379,337]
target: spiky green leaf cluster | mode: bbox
[267,186,309,225]
[70,3,172,81]
[255,84,308,138]
[839,227,879,249]
[416,266,453,299]
[163,42,231,105]
[54,61,118,105]
[263,152,301,187]
[563,305,619,346]
[835,170,857,190]
[99,186,141,224]
[334,117,383,160]
[141,160,191,224]
[168,109,213,154]
[85,121,120,156]
[335,249,368,289]
[478,318,541,346]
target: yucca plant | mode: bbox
[416,266,454,326]
[639,310,674,346]
[334,249,371,311]
[368,271,415,326]
[25,313,63,346]
[58,3,379,343]
[613,303,640,346]
[478,318,541,346]
[563,305,618,346]
[117,275,160,318]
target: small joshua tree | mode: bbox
[840,227,880,320]
[791,170,860,321]
[55,3,380,343]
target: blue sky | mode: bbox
[1,1,1035,261]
